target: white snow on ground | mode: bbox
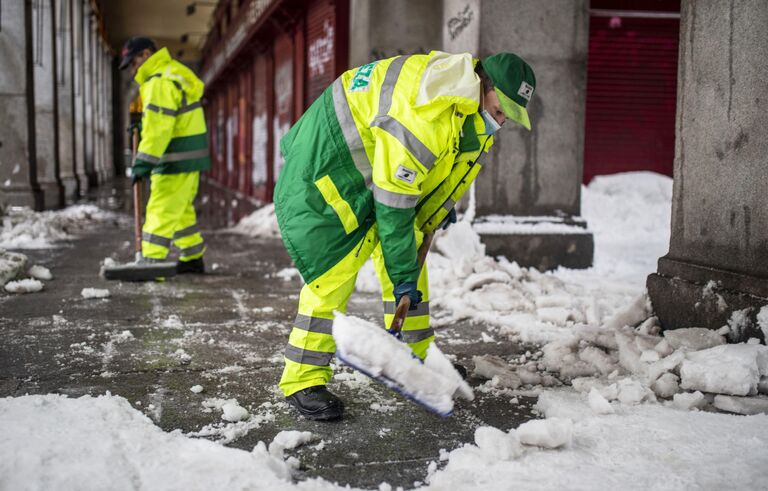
[27,264,52,280]
[4,278,43,293]
[230,203,281,238]
[0,204,112,249]
[425,390,768,490]
[0,394,305,491]
[0,249,28,285]
[81,287,111,299]
[4,172,768,489]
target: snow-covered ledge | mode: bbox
[472,214,594,271]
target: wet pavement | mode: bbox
[0,184,537,490]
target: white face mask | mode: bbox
[480,110,502,136]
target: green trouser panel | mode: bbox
[142,172,205,260]
[372,228,434,359]
[279,271,358,397]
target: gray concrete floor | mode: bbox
[0,187,537,490]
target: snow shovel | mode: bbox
[102,128,177,281]
[334,232,474,417]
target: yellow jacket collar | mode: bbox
[135,47,171,85]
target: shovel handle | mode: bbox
[390,232,434,333]
[131,128,143,256]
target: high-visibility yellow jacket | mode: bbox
[132,48,211,177]
[275,51,493,291]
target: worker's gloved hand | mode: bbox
[131,161,152,185]
[439,208,457,230]
[393,281,422,312]
[127,121,142,135]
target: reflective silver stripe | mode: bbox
[284,345,333,366]
[370,116,437,170]
[294,314,334,335]
[401,327,435,344]
[145,103,177,116]
[135,152,160,164]
[173,224,199,239]
[160,148,210,163]
[332,79,372,188]
[383,301,430,316]
[142,232,172,248]
[373,184,419,209]
[178,101,202,115]
[443,199,456,211]
[180,242,205,257]
[378,55,410,116]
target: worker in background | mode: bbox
[119,37,210,274]
[274,51,536,421]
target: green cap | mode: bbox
[481,53,536,130]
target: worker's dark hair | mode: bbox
[475,62,495,95]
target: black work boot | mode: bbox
[177,257,205,274]
[453,363,468,380]
[286,386,344,421]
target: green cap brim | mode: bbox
[496,88,531,130]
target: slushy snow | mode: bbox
[0,204,111,249]
[81,287,111,299]
[4,278,43,293]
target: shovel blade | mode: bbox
[102,261,178,281]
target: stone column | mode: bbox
[56,0,79,201]
[34,0,65,208]
[83,4,96,187]
[647,0,768,341]
[349,0,443,67]
[451,0,593,271]
[72,0,87,191]
[0,0,43,209]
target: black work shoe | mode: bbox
[286,386,344,421]
[177,257,205,274]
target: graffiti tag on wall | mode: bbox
[447,4,474,41]
[308,21,335,77]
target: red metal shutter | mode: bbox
[305,0,337,107]
[238,68,251,197]
[273,32,294,181]
[583,7,680,183]
[251,53,271,203]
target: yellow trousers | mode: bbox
[141,172,205,261]
[279,227,433,397]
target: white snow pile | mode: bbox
[1,249,54,293]
[0,204,112,249]
[230,203,281,238]
[758,305,768,342]
[580,171,673,278]
[333,312,473,416]
[0,249,28,285]
[0,394,314,491]
[511,295,768,415]
[275,267,301,281]
[425,390,768,490]
[192,400,282,445]
[268,430,313,460]
[27,264,52,280]
[201,398,250,422]
[81,287,111,299]
[4,278,43,294]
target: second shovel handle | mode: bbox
[131,128,143,255]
